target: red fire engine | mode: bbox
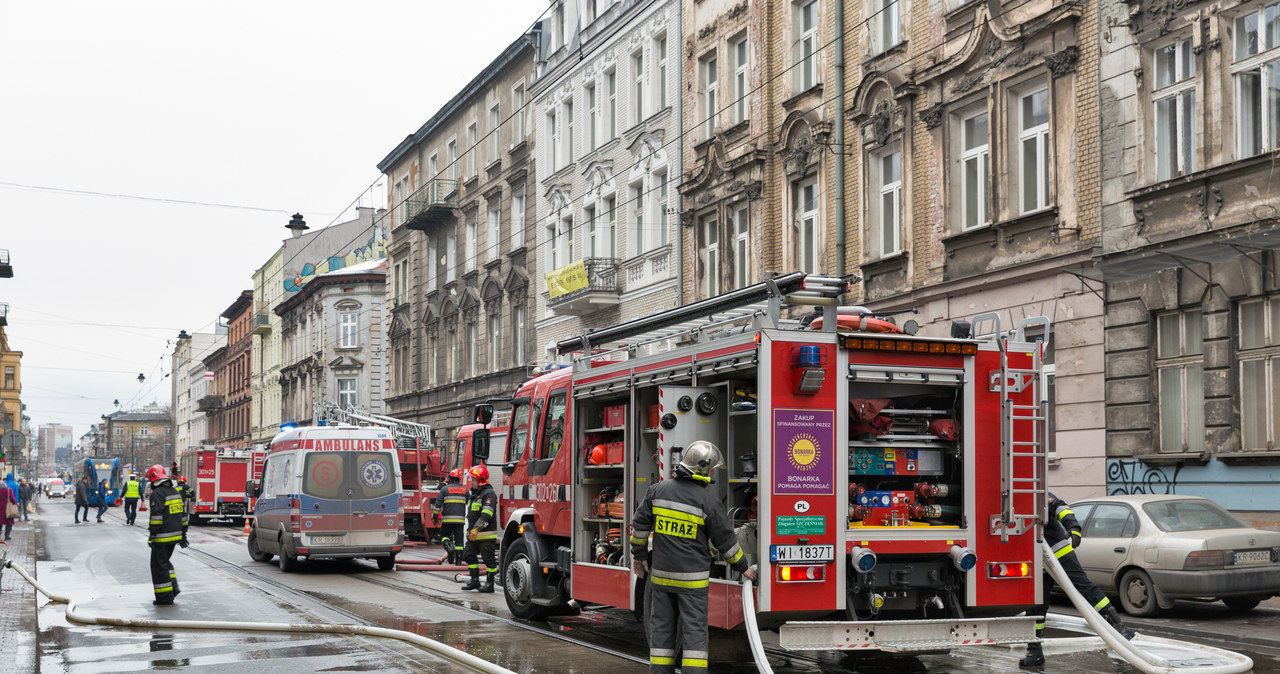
[477,273,1047,651]
[177,446,266,523]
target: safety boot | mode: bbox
[479,575,495,593]
[1018,629,1045,667]
[461,569,481,591]
[1101,605,1135,640]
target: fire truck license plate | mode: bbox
[770,545,835,563]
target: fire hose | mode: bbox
[3,558,515,674]
[1041,540,1252,674]
[740,571,774,674]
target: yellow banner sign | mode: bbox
[546,260,588,299]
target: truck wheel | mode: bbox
[247,529,273,563]
[278,540,299,573]
[377,555,396,571]
[502,538,549,620]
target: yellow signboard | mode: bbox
[546,260,589,299]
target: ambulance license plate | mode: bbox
[311,535,343,545]
[770,544,835,563]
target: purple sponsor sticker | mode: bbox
[773,408,835,494]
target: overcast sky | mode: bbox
[0,0,543,443]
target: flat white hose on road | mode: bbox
[1041,540,1253,674]
[6,559,516,674]
[741,576,775,674]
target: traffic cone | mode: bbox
[243,517,252,536]
[139,499,147,512]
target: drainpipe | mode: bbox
[834,0,847,280]
[675,0,685,306]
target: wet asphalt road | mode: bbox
[26,499,1280,672]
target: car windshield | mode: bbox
[1142,499,1248,532]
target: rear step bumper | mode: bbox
[779,616,1037,652]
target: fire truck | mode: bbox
[477,272,1048,652]
[177,446,266,523]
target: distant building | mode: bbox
[250,248,284,446]
[172,328,226,451]
[36,423,72,474]
[100,404,173,473]
[0,325,23,465]
[206,291,253,448]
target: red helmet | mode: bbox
[448,468,463,481]
[144,465,167,482]
[588,445,606,466]
[468,464,489,484]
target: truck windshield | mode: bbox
[302,452,397,500]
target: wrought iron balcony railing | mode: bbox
[400,179,459,230]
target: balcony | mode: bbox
[0,302,7,327]
[546,258,622,316]
[250,305,271,336]
[0,249,10,278]
[195,395,223,412]
[400,179,459,231]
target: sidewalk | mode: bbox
[0,498,41,669]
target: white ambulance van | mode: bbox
[245,425,403,571]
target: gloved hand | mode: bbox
[742,565,758,583]
[148,541,154,549]
[632,559,649,578]
[468,528,479,541]
[432,512,440,526]
[1070,531,1082,549]
[179,536,190,549]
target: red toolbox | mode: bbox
[603,441,624,464]
[604,405,626,428]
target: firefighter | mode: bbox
[1020,492,1135,667]
[460,464,498,592]
[121,474,142,526]
[630,441,756,674]
[433,469,468,565]
[145,464,189,605]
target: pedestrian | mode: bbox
[120,473,142,525]
[3,473,17,505]
[94,479,109,523]
[1019,492,1135,666]
[0,477,16,541]
[631,441,756,674]
[145,464,188,605]
[432,469,468,565]
[73,475,91,524]
[17,478,32,520]
[460,464,498,592]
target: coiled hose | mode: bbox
[5,559,515,674]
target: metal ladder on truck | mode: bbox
[973,314,1050,542]
[313,402,434,450]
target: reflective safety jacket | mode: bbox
[122,479,141,499]
[434,482,468,524]
[467,483,498,540]
[1046,492,1083,559]
[148,479,188,545]
[631,475,749,594]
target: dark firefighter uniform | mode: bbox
[631,474,749,674]
[1022,492,1134,666]
[461,479,499,591]
[121,476,142,526]
[148,478,189,605]
[433,477,468,565]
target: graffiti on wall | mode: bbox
[1106,459,1183,496]
[284,226,387,293]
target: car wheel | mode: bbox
[247,529,273,563]
[502,538,549,620]
[278,539,299,573]
[1118,568,1160,617]
[377,555,396,571]
[1223,595,1265,613]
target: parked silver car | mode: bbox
[1070,494,1280,615]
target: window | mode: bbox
[873,0,901,54]
[797,0,819,90]
[733,35,749,124]
[139,426,150,436]
[340,311,358,348]
[633,50,645,123]
[393,175,409,224]
[1238,297,1280,449]
[1156,309,1204,453]
[563,213,576,262]
[512,82,526,143]
[540,391,567,459]
[1233,4,1280,156]
[489,103,501,163]
[555,2,565,49]
[657,35,668,110]
[1154,38,1196,180]
[607,70,618,140]
[631,181,646,255]
[513,194,526,248]
[466,321,477,378]
[508,400,532,462]
[514,305,526,366]
[488,314,501,369]
[466,219,477,272]
[428,241,438,292]
[3,366,12,389]
[446,234,457,282]
[587,82,598,151]
[338,378,357,407]
[877,150,902,256]
[429,153,438,179]
[488,206,502,260]
[547,109,560,170]
[586,204,599,256]
[656,170,669,246]
[734,203,750,289]
[797,177,819,273]
[1017,87,1050,213]
[702,216,720,297]
[702,52,718,139]
[428,333,438,386]
[604,195,617,257]
[447,138,457,182]
[565,100,575,163]
[961,111,989,229]
[1084,504,1138,539]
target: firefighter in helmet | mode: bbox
[461,464,499,592]
[433,468,468,565]
[1020,492,1135,667]
[145,464,188,605]
[631,441,756,674]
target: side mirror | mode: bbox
[473,403,494,426]
[502,461,517,477]
[472,428,491,462]
[245,480,260,498]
